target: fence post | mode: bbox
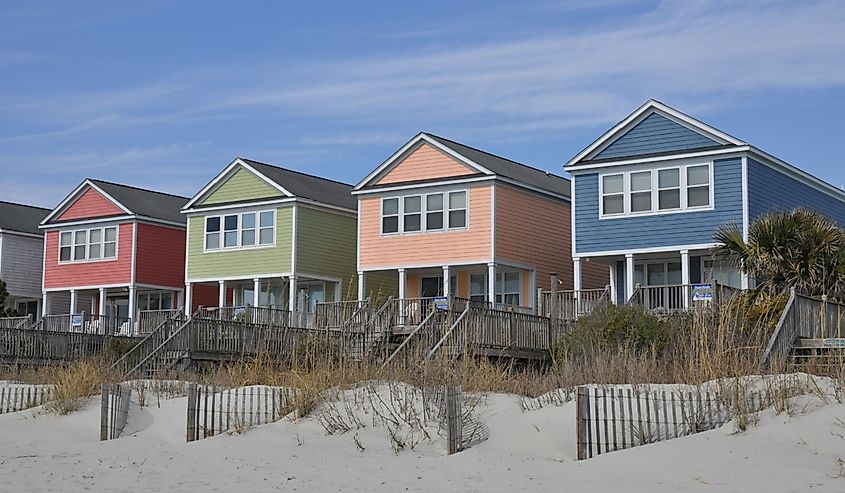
[576,386,587,460]
[186,383,197,442]
[445,385,461,455]
[100,383,110,441]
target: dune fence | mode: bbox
[0,384,54,414]
[100,383,132,440]
[575,385,773,460]
[185,383,291,442]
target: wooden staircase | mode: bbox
[113,311,189,379]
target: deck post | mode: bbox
[442,266,450,297]
[218,280,226,310]
[487,263,496,306]
[98,288,106,318]
[550,272,559,320]
[357,271,365,302]
[681,250,690,309]
[573,258,582,318]
[128,285,136,335]
[69,289,77,315]
[625,253,634,302]
[184,283,193,317]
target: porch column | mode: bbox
[128,285,136,335]
[573,257,582,316]
[609,263,617,305]
[69,289,77,314]
[398,268,406,299]
[98,288,106,317]
[218,280,226,308]
[253,278,261,307]
[42,291,49,317]
[529,269,537,310]
[184,283,193,316]
[288,275,297,311]
[357,271,365,302]
[487,263,496,305]
[442,266,450,297]
[741,268,750,290]
[177,289,184,310]
[681,250,690,309]
[625,253,634,301]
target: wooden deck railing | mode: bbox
[314,300,371,331]
[538,288,609,320]
[627,282,740,312]
[0,326,129,364]
[33,313,132,335]
[113,310,187,378]
[762,289,845,366]
[137,309,184,335]
[0,315,33,330]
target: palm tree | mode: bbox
[713,209,845,297]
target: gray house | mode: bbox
[0,201,50,318]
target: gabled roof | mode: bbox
[183,158,356,211]
[0,201,50,235]
[42,179,189,226]
[565,99,746,168]
[355,133,570,198]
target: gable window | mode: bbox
[687,165,711,208]
[381,189,468,235]
[601,174,624,215]
[205,210,275,251]
[630,171,652,213]
[658,168,681,210]
[59,226,118,263]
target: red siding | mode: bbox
[43,223,133,289]
[57,187,124,221]
[135,223,186,289]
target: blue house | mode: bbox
[566,100,845,309]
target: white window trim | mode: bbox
[380,189,469,236]
[203,209,276,253]
[599,162,714,219]
[58,226,119,264]
[495,270,522,306]
[466,271,522,305]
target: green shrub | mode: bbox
[558,304,676,358]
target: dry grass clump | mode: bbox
[44,360,115,415]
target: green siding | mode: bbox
[186,206,293,280]
[295,206,357,297]
[200,167,282,205]
[362,271,399,303]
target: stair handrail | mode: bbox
[112,310,186,375]
[123,310,198,378]
[427,303,471,359]
[762,287,798,366]
[380,306,436,370]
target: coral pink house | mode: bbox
[40,179,214,333]
[354,133,608,311]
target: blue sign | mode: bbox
[233,306,247,317]
[692,283,713,302]
[71,313,83,328]
[434,297,449,311]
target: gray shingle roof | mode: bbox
[240,159,356,210]
[424,134,571,198]
[86,179,189,224]
[0,201,50,235]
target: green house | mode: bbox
[182,158,360,314]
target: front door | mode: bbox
[107,298,129,319]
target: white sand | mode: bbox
[1,380,843,492]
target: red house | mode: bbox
[40,179,196,334]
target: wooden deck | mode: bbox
[0,326,135,366]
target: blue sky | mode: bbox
[2,0,844,207]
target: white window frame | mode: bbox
[380,189,469,236]
[58,226,118,264]
[657,167,682,212]
[495,271,522,306]
[203,209,276,252]
[599,161,714,219]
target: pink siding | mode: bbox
[43,223,134,289]
[374,143,479,185]
[495,184,608,290]
[57,187,124,221]
[135,223,186,289]
[359,184,492,269]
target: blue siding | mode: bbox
[594,113,719,160]
[747,158,845,226]
[575,157,743,254]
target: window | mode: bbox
[496,272,521,306]
[469,273,487,303]
[381,190,468,235]
[58,226,118,263]
[658,168,681,210]
[382,198,399,234]
[137,292,173,311]
[687,165,711,208]
[205,210,275,251]
[601,174,624,215]
[630,171,652,213]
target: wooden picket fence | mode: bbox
[0,384,54,414]
[185,383,291,441]
[576,385,771,460]
[100,383,132,440]
[442,385,463,454]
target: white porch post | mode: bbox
[442,266,450,297]
[357,271,366,302]
[288,275,297,311]
[184,283,193,316]
[530,269,537,310]
[487,263,496,305]
[128,285,136,335]
[398,268,406,300]
[681,250,690,309]
[573,257,582,315]
[625,253,634,301]
[741,265,750,290]
[609,263,617,305]
[253,278,261,307]
[218,280,226,308]
[177,289,184,310]
[98,288,106,317]
[69,289,77,314]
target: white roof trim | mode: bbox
[41,179,133,225]
[182,158,293,210]
[353,133,492,191]
[565,100,746,168]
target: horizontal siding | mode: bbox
[575,157,743,253]
[200,166,283,206]
[374,142,478,185]
[135,223,186,288]
[747,158,845,226]
[186,206,293,280]
[0,232,43,298]
[359,184,492,269]
[595,113,719,160]
[295,206,357,294]
[56,187,124,221]
[43,223,133,289]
